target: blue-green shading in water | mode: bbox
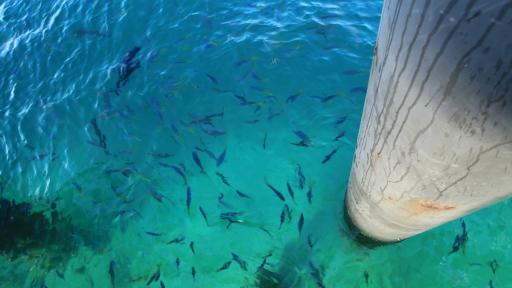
[0,0,510,287]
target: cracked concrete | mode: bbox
[346,0,512,242]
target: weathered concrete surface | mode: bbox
[346,0,512,242]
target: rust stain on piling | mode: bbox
[406,199,457,214]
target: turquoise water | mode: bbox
[0,0,511,287]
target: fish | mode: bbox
[312,94,338,103]
[188,110,224,125]
[192,152,206,174]
[73,28,109,37]
[286,92,301,103]
[307,234,315,249]
[220,211,245,228]
[283,204,292,223]
[298,213,304,237]
[321,147,339,164]
[278,204,292,229]
[231,253,248,271]
[286,182,296,202]
[199,206,209,225]
[205,73,218,84]
[152,152,174,159]
[333,131,346,142]
[186,186,192,213]
[109,260,116,288]
[175,257,180,271]
[265,180,286,202]
[251,72,263,81]
[260,227,273,238]
[160,281,166,288]
[216,148,227,166]
[234,59,249,67]
[216,260,232,272]
[234,94,255,106]
[189,241,195,254]
[263,133,268,150]
[148,187,168,203]
[364,270,369,287]
[309,261,325,288]
[450,220,468,254]
[236,190,251,199]
[246,118,260,124]
[297,165,305,190]
[72,182,82,192]
[146,266,161,286]
[145,231,162,236]
[121,168,135,178]
[307,185,313,204]
[218,193,232,209]
[489,259,498,274]
[216,171,231,187]
[350,86,367,94]
[291,130,312,147]
[168,235,185,244]
[212,87,233,94]
[89,118,108,151]
[279,208,286,229]
[257,251,273,271]
[116,46,142,90]
[191,266,196,280]
[267,111,282,121]
[335,116,347,125]
[195,146,217,161]
[32,152,57,161]
[116,209,142,219]
[489,280,494,288]
[170,165,188,185]
[200,122,226,136]
[56,270,65,280]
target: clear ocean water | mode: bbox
[0,0,510,287]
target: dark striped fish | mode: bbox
[146,266,161,286]
[333,131,346,142]
[189,241,195,254]
[265,180,285,202]
[169,164,188,185]
[205,73,218,84]
[335,115,347,125]
[216,171,231,187]
[321,147,339,164]
[175,257,180,271]
[297,164,305,190]
[191,266,196,280]
[231,253,248,271]
[216,148,227,167]
[286,182,295,202]
[109,260,116,288]
[168,235,185,244]
[192,152,206,174]
[236,190,251,199]
[186,186,192,213]
[216,260,232,272]
[298,213,304,237]
[199,206,209,225]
